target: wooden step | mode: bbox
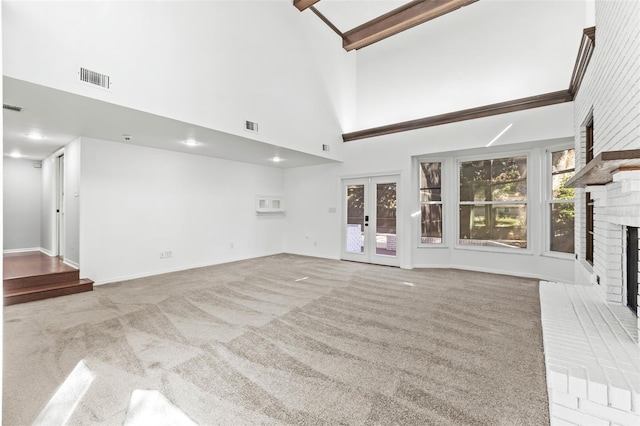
[3,270,80,291]
[4,279,94,306]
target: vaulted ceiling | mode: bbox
[293,0,479,50]
[3,1,585,162]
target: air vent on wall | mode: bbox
[245,120,259,133]
[3,104,23,112]
[79,67,111,90]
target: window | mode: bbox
[459,156,527,249]
[586,118,594,163]
[586,195,594,264]
[585,117,595,264]
[549,149,575,253]
[419,162,443,243]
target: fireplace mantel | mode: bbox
[565,149,640,188]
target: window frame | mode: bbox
[455,151,531,254]
[586,117,594,163]
[417,158,447,247]
[584,114,595,265]
[544,146,576,258]
[586,194,594,265]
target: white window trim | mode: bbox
[455,150,532,254]
[543,144,576,259]
[416,157,448,248]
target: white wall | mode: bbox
[355,0,586,129]
[3,158,42,251]
[285,103,576,283]
[40,153,56,255]
[2,0,355,160]
[79,138,286,285]
[64,139,81,266]
[1,2,4,419]
[284,163,342,260]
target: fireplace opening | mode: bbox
[626,226,638,316]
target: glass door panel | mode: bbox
[376,183,397,256]
[342,176,399,267]
[346,185,365,253]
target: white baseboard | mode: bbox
[91,251,285,286]
[412,262,574,284]
[284,251,340,261]
[40,247,55,256]
[3,247,41,254]
[64,259,80,269]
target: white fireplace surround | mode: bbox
[586,169,640,334]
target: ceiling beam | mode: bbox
[293,0,321,12]
[310,6,343,38]
[568,26,596,97]
[342,90,573,142]
[342,0,478,51]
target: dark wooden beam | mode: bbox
[310,6,343,38]
[565,149,640,188]
[293,0,321,12]
[342,90,573,142]
[568,26,596,97]
[342,0,478,51]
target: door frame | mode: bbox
[341,174,401,267]
[56,153,65,258]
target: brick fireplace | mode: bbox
[542,1,640,423]
[580,168,640,335]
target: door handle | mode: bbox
[364,215,369,226]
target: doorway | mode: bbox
[341,175,399,267]
[57,154,65,258]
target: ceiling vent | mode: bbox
[79,67,111,90]
[245,120,259,133]
[3,103,23,112]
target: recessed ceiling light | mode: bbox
[183,139,200,147]
[27,132,43,140]
[271,156,283,163]
[10,151,22,158]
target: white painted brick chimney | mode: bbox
[573,0,640,339]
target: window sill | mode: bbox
[417,244,450,249]
[454,244,534,256]
[540,252,575,261]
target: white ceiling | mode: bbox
[0,1,417,167]
[3,77,338,168]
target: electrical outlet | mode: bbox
[230,243,234,249]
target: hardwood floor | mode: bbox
[3,251,93,305]
[4,251,77,279]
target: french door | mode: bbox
[341,175,399,267]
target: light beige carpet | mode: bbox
[3,254,549,425]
